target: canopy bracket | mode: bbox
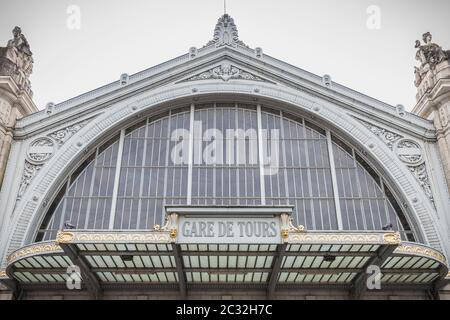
[350,244,396,299]
[267,243,287,299]
[173,244,187,299]
[60,242,102,300]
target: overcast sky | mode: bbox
[0,0,449,111]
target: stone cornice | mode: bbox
[413,79,450,115]
[0,76,37,116]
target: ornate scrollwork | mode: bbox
[48,120,89,147]
[7,242,62,264]
[16,121,90,200]
[186,63,265,82]
[383,232,402,245]
[56,230,172,244]
[409,164,434,205]
[357,118,403,150]
[356,118,435,206]
[56,231,75,243]
[288,232,400,245]
[395,242,447,265]
[17,160,42,199]
[279,213,305,237]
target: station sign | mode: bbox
[177,216,282,244]
[164,206,294,244]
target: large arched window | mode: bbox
[36,103,414,242]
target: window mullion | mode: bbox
[162,110,172,218]
[256,104,266,205]
[136,120,150,228]
[108,129,126,229]
[280,112,291,209]
[83,152,99,229]
[187,103,195,205]
[58,180,70,230]
[326,130,343,230]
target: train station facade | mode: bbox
[0,14,449,300]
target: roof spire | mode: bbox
[224,0,227,14]
[206,12,247,48]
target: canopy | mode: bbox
[1,228,448,299]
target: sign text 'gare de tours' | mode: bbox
[165,207,294,244]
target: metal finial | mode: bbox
[224,0,227,14]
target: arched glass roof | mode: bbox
[36,103,415,242]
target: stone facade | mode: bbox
[0,27,38,188]
[412,33,450,193]
[0,20,449,300]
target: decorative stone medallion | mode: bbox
[395,139,424,165]
[26,137,56,165]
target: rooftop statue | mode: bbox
[7,26,33,56]
[0,26,34,96]
[414,32,448,87]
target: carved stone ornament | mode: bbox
[17,122,89,200]
[395,139,424,166]
[414,32,449,87]
[409,163,434,205]
[26,137,56,164]
[186,63,265,82]
[205,14,247,48]
[0,26,34,97]
[0,99,11,126]
[356,118,435,206]
[357,118,403,150]
[48,120,89,147]
[17,161,42,199]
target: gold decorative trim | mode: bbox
[56,231,172,244]
[0,270,8,279]
[7,242,62,264]
[383,232,402,245]
[395,243,447,266]
[287,232,400,245]
[56,231,74,243]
